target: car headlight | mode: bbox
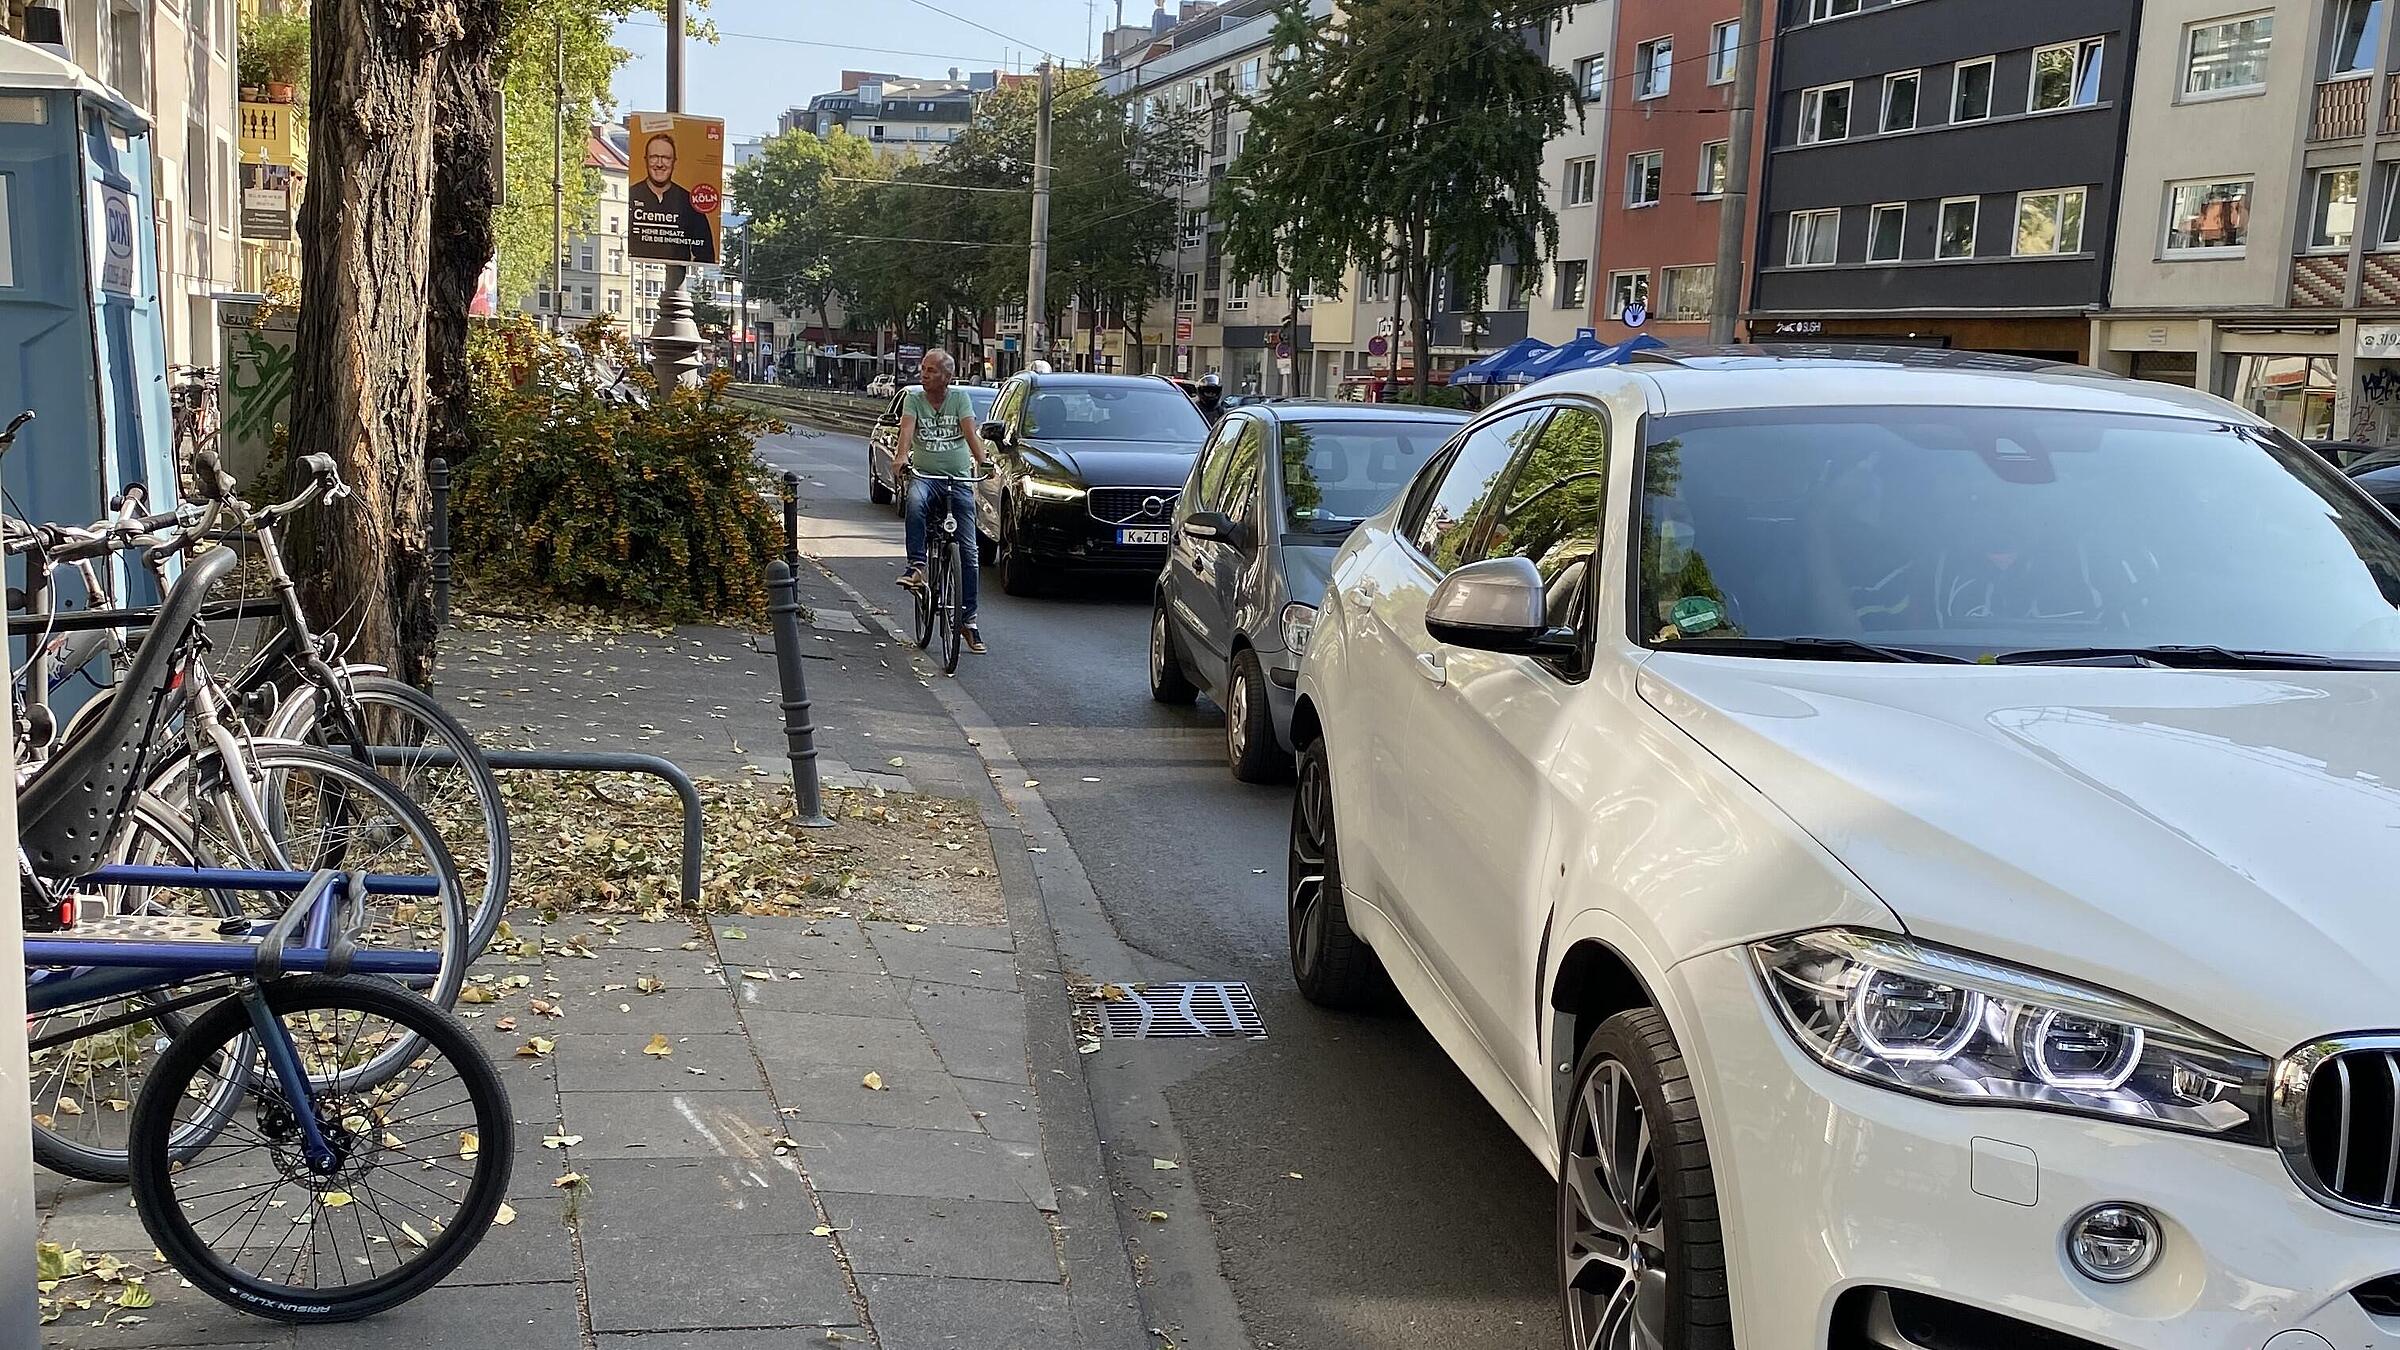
[1019,475,1085,502]
[1751,930,2271,1144]
[1281,602,1316,655]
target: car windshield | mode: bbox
[1280,419,1454,532]
[1025,385,1206,442]
[1639,405,2400,663]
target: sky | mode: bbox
[610,0,1104,145]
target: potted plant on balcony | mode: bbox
[238,8,311,104]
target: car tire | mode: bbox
[1150,602,1198,704]
[1287,736,1390,1010]
[1226,649,1290,783]
[868,453,894,505]
[1560,1010,1734,1350]
[997,502,1043,597]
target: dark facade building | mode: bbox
[1749,0,2143,359]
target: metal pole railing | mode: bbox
[780,470,802,569]
[766,559,833,828]
[429,455,453,629]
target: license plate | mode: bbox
[1118,528,1171,546]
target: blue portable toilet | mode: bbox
[0,34,179,603]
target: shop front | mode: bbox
[2089,316,2397,446]
[1749,314,2091,362]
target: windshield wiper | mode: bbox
[1993,645,2392,670]
[1659,636,1973,664]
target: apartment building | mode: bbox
[2092,0,2400,442]
[1528,1,1618,345]
[519,128,633,328]
[781,70,994,161]
[1593,0,1771,345]
[1750,0,2140,360]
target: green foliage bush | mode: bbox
[455,317,783,624]
[1386,385,1469,409]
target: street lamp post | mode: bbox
[646,0,704,388]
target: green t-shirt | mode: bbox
[903,386,976,479]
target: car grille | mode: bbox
[1088,487,1180,527]
[2282,1038,2400,1220]
[2357,1274,2400,1320]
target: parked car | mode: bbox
[1289,345,2400,1350]
[974,372,1211,595]
[1148,401,1466,781]
[867,373,898,398]
[867,383,998,510]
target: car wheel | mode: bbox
[868,452,894,505]
[1287,736,1389,1009]
[1560,1010,1733,1350]
[1150,602,1198,704]
[997,502,1042,597]
[1226,649,1290,783]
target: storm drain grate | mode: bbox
[1076,981,1266,1040]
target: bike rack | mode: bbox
[366,746,706,904]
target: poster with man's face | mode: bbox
[626,112,724,264]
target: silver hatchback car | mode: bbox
[1148,400,1468,781]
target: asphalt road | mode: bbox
[759,424,1558,1350]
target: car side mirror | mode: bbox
[1425,556,1573,655]
[981,421,1009,447]
[1183,509,1247,548]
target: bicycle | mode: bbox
[908,471,986,675]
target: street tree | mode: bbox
[1220,0,1581,396]
[728,128,886,346]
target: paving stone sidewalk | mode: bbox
[35,566,1146,1350]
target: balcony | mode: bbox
[2314,75,2371,140]
[238,100,308,168]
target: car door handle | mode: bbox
[1414,651,1447,685]
[1349,580,1379,605]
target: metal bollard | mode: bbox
[429,456,453,629]
[767,559,834,829]
[780,470,801,569]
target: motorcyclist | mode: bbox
[1195,372,1226,427]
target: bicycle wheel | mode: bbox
[30,798,250,1183]
[938,540,963,675]
[268,675,511,958]
[913,557,937,649]
[180,743,469,1087]
[129,975,513,1324]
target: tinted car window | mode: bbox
[1279,419,1454,534]
[1406,410,1550,574]
[1478,406,1609,629]
[1193,418,1249,510]
[1223,422,1268,525]
[1640,406,2400,656]
[1024,385,1209,442]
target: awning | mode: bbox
[1450,337,1554,386]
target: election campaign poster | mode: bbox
[626,112,724,264]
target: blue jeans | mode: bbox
[905,475,980,624]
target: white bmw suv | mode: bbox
[1287,348,2400,1350]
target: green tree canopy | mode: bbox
[729,128,888,338]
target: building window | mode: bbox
[1698,140,1728,196]
[1952,57,1995,122]
[2228,354,2337,439]
[2032,38,2106,111]
[2184,13,2273,97]
[1564,156,1598,206]
[1556,259,1590,308]
[1626,150,1664,207]
[1178,272,1199,306]
[1575,54,1606,100]
[2329,0,2384,76]
[1660,265,1714,322]
[1229,276,1250,309]
[1810,0,1861,19]
[1939,196,1980,258]
[1231,127,1246,158]
[1709,21,1740,84]
[1607,270,1649,318]
[2164,177,2253,253]
[1636,38,1672,99]
[1799,83,1851,143]
[1787,208,1841,266]
[1181,211,1203,247]
[1881,71,1920,132]
[2014,187,2088,255]
[2376,169,2400,248]
[1240,57,1262,91]
[1868,202,1907,261]
[2309,166,2361,250]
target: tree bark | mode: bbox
[287,0,461,686]
[418,0,504,684]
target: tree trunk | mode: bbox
[287,0,460,686]
[418,0,503,685]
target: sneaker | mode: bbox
[897,566,926,592]
[959,625,987,654]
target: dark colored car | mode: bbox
[2350,458,2400,513]
[867,384,997,511]
[1149,401,1468,780]
[973,373,1211,594]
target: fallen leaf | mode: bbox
[53,1097,81,1117]
[459,985,497,1004]
[496,1016,519,1031]
[1145,1210,1169,1222]
[517,1036,555,1057]
[112,1283,153,1310]
[542,1133,582,1149]
[321,1192,355,1208]
[636,975,665,994]
[553,1171,587,1188]
[742,969,773,981]
[901,923,927,933]
[811,1224,846,1237]
[530,999,563,1018]
[36,1243,83,1282]
[399,1220,429,1248]
[1152,1158,1180,1171]
[724,927,747,940]
[861,1071,886,1091]
[643,1033,674,1057]
[1286,1171,1304,1180]
[459,1131,479,1160]
[493,1202,517,1226]
[887,757,905,767]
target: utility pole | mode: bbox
[738,222,752,379]
[551,13,565,333]
[648,0,704,388]
[1709,0,1765,345]
[1026,61,1054,373]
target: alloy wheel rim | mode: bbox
[1229,670,1249,756]
[1151,610,1168,686]
[1288,753,1330,976]
[1563,1060,1669,1350]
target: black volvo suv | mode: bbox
[974,372,1211,595]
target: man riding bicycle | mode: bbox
[896,349,993,653]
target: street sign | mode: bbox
[897,344,924,361]
[1001,337,1019,353]
[1622,303,1649,330]
[1175,317,1193,343]
[1576,327,1597,341]
[1368,335,1388,357]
